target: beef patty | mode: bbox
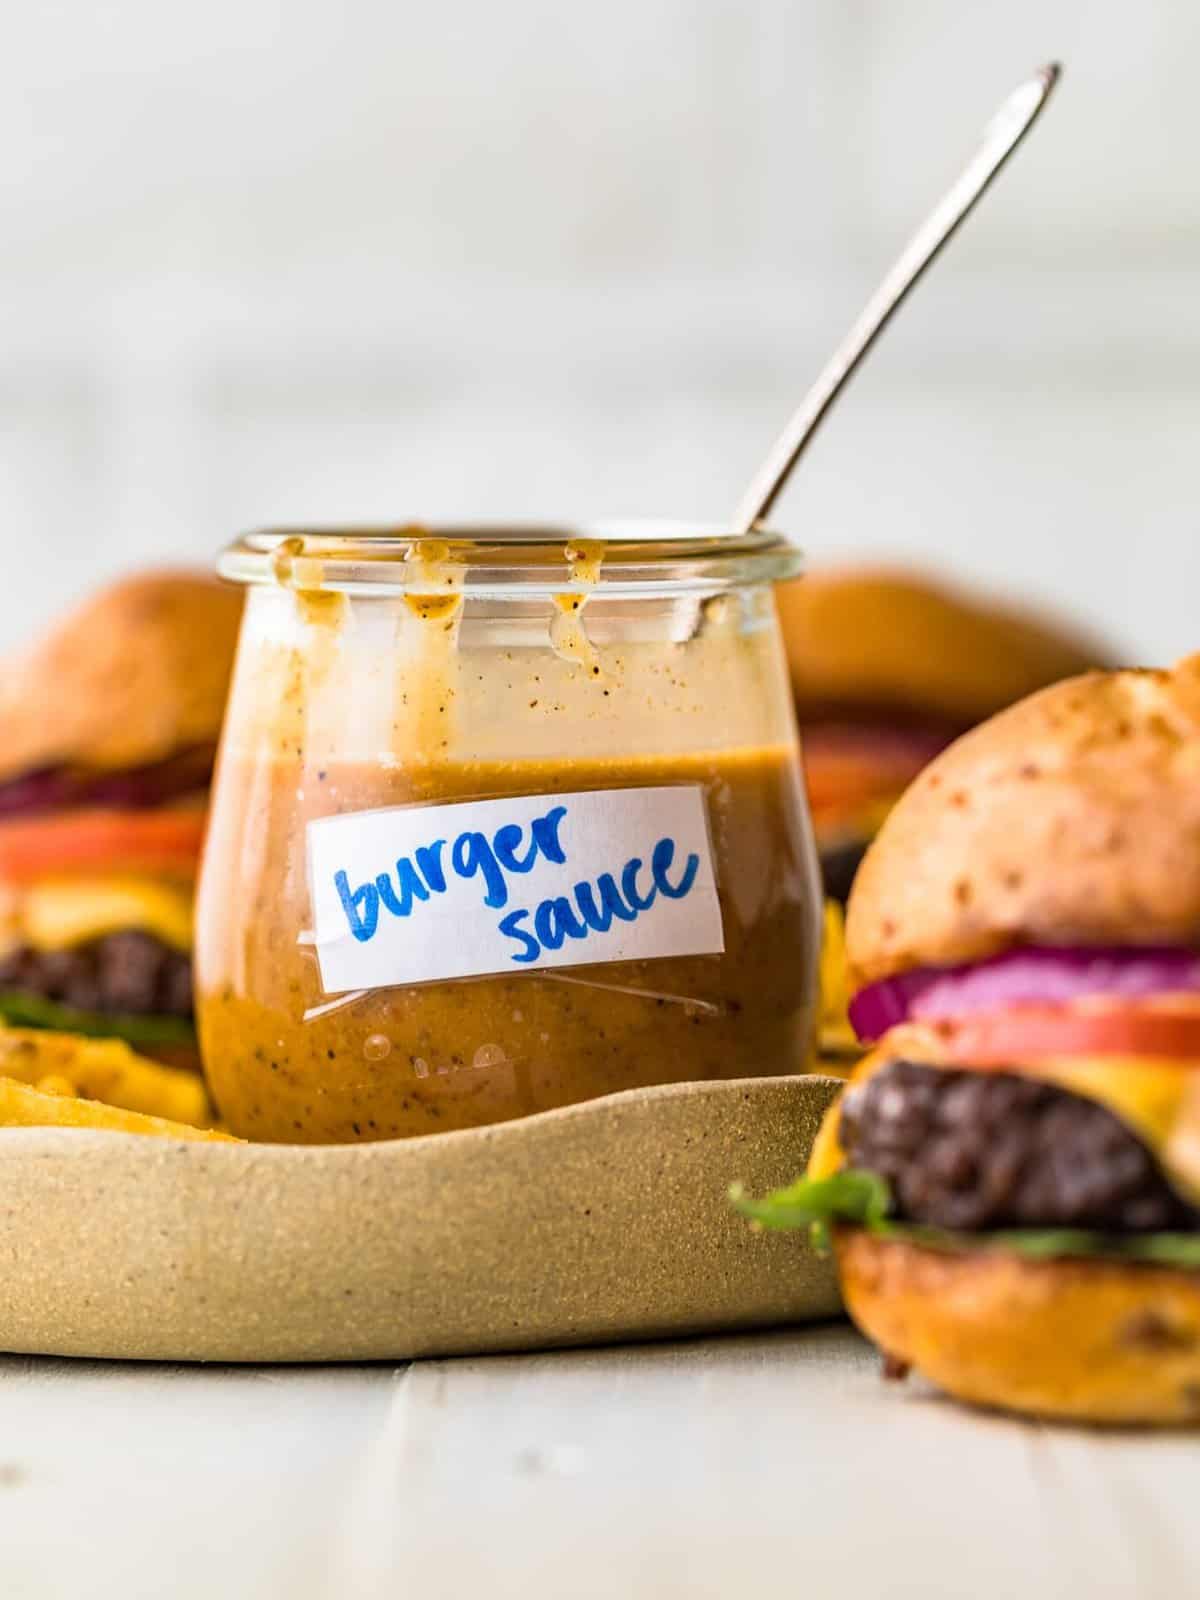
[840,1057,1196,1233]
[818,837,870,905]
[0,933,193,1018]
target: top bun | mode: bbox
[0,571,243,782]
[777,566,1112,725]
[846,656,1200,988]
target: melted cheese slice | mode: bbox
[816,900,858,1058]
[18,877,194,954]
[808,1023,1200,1206]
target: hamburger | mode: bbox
[0,573,242,1069]
[737,655,1200,1424]
[776,566,1112,902]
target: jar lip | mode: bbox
[218,520,804,596]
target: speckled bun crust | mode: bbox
[0,571,243,781]
[846,657,1200,988]
[776,566,1111,725]
[837,1229,1200,1425]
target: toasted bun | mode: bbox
[846,656,1200,988]
[0,572,242,783]
[838,1229,1200,1424]
[777,566,1111,726]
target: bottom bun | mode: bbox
[837,1229,1200,1425]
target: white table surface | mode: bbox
[0,1322,1194,1599]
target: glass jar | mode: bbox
[195,523,820,1142]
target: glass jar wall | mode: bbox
[195,525,820,1142]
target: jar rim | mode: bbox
[218,520,804,596]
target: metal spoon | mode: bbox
[733,62,1061,535]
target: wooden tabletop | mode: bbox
[1,1323,1194,1598]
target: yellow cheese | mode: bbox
[808,1023,1200,1205]
[0,883,20,960]
[807,1085,849,1182]
[20,876,194,953]
[816,899,859,1060]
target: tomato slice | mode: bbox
[804,754,914,811]
[801,732,938,815]
[927,998,1200,1065]
[0,808,206,884]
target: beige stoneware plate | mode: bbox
[0,1074,842,1363]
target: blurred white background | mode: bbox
[1,1,1196,659]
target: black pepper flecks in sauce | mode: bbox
[199,748,816,1143]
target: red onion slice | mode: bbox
[0,746,215,819]
[849,946,1200,1041]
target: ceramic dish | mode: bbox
[0,1074,841,1362]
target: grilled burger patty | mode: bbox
[818,838,870,905]
[840,1058,1196,1233]
[0,933,192,1018]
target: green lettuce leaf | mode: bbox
[729,1169,891,1251]
[890,1222,1200,1269]
[730,1167,1200,1267]
[0,990,197,1047]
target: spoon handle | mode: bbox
[733,63,1060,536]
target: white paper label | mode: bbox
[307,786,724,994]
